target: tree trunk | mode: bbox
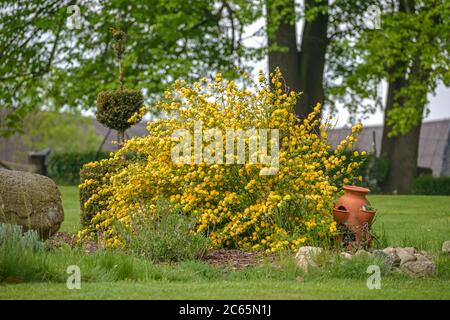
[118,129,126,149]
[266,0,301,98]
[380,0,429,194]
[380,115,423,194]
[297,0,329,117]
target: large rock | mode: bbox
[0,169,64,239]
[295,246,323,272]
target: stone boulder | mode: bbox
[0,169,64,239]
[295,246,323,272]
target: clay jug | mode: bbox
[334,185,374,243]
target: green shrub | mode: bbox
[337,150,389,193]
[0,223,47,282]
[0,222,149,283]
[120,198,210,263]
[47,151,108,185]
[96,89,144,131]
[412,175,450,195]
[79,158,124,228]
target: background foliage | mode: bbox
[48,151,108,185]
[0,0,261,137]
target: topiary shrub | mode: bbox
[94,27,145,146]
[47,151,108,185]
[96,89,144,132]
[412,175,450,195]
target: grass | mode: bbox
[59,186,80,233]
[1,187,450,300]
[369,195,450,252]
[2,278,450,300]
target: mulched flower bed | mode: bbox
[204,249,275,270]
[45,232,274,270]
[45,232,99,254]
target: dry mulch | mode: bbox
[45,231,100,254]
[204,249,275,270]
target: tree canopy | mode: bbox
[0,0,262,137]
[329,0,450,135]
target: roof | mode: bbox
[92,118,148,152]
[327,119,450,176]
[2,117,450,176]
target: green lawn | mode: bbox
[2,278,450,300]
[59,186,81,233]
[369,195,450,252]
[1,187,450,300]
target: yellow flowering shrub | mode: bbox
[79,69,364,252]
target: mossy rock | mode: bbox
[0,169,64,239]
[96,89,143,131]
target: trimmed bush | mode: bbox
[47,151,108,185]
[79,158,124,230]
[413,175,450,195]
[96,89,144,131]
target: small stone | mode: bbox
[381,248,401,267]
[442,241,450,254]
[295,246,323,272]
[373,250,394,268]
[340,252,353,260]
[296,276,304,284]
[420,250,432,259]
[396,247,417,256]
[415,253,430,262]
[400,260,436,277]
[396,248,417,266]
[383,247,397,255]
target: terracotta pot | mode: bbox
[333,185,375,244]
[358,209,376,225]
[332,208,349,223]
